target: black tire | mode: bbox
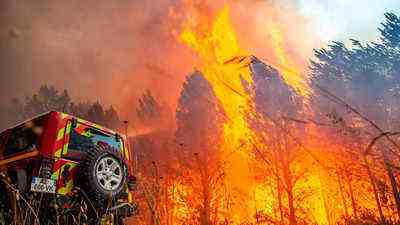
[78,144,128,206]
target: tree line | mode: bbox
[0,85,121,131]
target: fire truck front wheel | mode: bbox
[79,144,128,204]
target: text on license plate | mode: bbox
[30,177,56,194]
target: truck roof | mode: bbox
[0,111,119,136]
[0,111,52,134]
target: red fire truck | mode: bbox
[0,111,137,224]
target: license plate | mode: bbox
[30,177,56,194]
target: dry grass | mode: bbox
[0,173,123,225]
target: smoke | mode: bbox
[0,0,191,114]
[296,0,400,43]
[0,0,317,124]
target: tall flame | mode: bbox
[266,23,310,97]
[181,5,256,220]
[180,3,318,223]
[180,6,253,143]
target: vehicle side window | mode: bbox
[68,123,122,155]
[3,127,38,157]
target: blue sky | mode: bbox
[297,0,400,43]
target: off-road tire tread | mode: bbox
[78,145,128,209]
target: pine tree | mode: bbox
[6,85,121,130]
[136,89,161,124]
[310,12,400,222]
[380,13,400,48]
[175,71,225,225]
[23,85,71,117]
[248,57,304,225]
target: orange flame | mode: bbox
[265,22,310,97]
[181,5,257,221]
[178,3,334,224]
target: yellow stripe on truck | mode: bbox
[51,168,60,180]
[58,180,74,195]
[54,142,69,158]
[61,113,69,119]
[54,148,63,158]
[57,127,66,141]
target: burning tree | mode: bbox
[175,71,226,224]
[245,57,316,225]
